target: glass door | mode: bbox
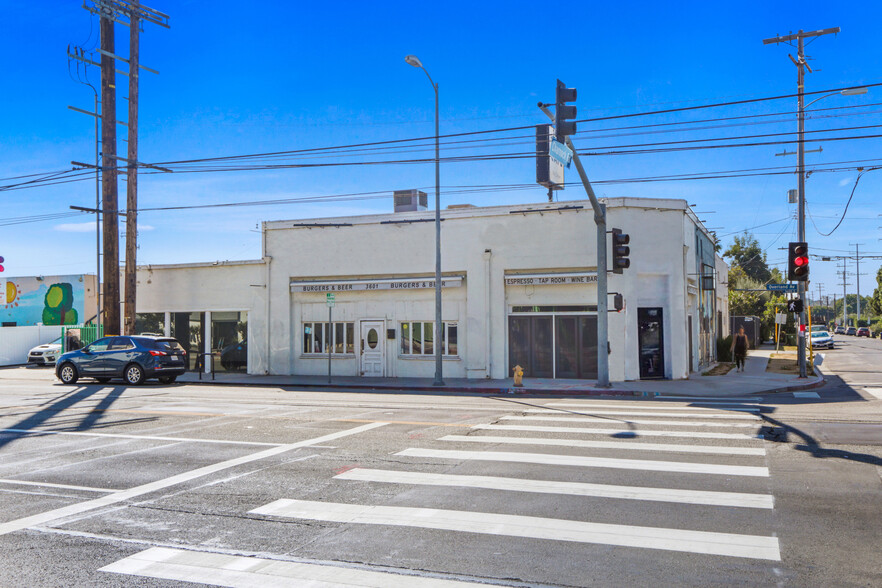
[638,307,665,379]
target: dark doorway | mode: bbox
[509,315,597,379]
[638,307,665,379]
[687,315,694,373]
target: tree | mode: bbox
[870,267,882,317]
[723,232,772,284]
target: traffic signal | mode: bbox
[611,228,630,273]
[787,298,804,313]
[554,79,577,143]
[613,293,624,312]
[787,242,809,281]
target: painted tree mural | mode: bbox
[42,282,79,325]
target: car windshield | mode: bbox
[811,331,829,338]
[51,336,63,344]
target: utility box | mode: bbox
[730,316,762,348]
[393,190,428,212]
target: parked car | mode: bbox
[220,340,247,371]
[56,335,187,385]
[27,336,64,366]
[856,327,871,337]
[834,326,846,335]
[846,327,857,336]
[809,330,834,349]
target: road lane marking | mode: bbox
[335,418,475,428]
[0,422,386,537]
[649,396,762,402]
[473,424,759,440]
[792,392,820,399]
[395,448,769,477]
[250,500,781,561]
[335,468,775,509]
[502,416,758,428]
[863,387,882,400]
[545,403,760,412]
[0,479,121,493]
[522,409,759,420]
[439,435,766,456]
[0,428,282,447]
[101,546,480,587]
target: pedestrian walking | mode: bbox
[731,326,750,372]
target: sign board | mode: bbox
[326,292,335,307]
[504,272,597,286]
[549,138,573,168]
[292,276,463,293]
[766,283,797,293]
[0,280,5,305]
[536,125,564,190]
[775,313,787,325]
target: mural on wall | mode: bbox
[0,275,87,326]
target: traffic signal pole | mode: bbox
[538,101,610,387]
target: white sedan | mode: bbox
[810,330,834,349]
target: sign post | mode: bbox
[326,293,335,383]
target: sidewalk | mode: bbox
[176,349,824,398]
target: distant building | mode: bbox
[131,197,728,380]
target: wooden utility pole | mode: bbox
[100,10,120,336]
[124,11,140,335]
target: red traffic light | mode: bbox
[794,256,808,267]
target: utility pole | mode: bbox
[100,8,120,336]
[854,243,861,325]
[764,26,839,378]
[124,9,140,335]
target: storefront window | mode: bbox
[134,313,165,336]
[399,322,458,356]
[303,322,354,355]
[170,312,204,371]
[212,311,248,372]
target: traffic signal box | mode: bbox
[554,80,577,143]
[611,228,631,274]
[787,242,809,281]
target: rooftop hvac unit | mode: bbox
[394,189,428,212]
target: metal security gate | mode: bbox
[508,315,598,379]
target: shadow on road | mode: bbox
[760,414,882,467]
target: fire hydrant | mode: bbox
[512,365,524,387]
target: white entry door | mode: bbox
[360,320,385,377]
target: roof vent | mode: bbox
[394,189,428,212]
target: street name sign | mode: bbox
[549,138,573,168]
[766,283,797,293]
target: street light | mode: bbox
[805,86,868,108]
[405,54,444,386]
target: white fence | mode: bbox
[0,325,65,366]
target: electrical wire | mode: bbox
[807,166,882,236]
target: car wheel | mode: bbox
[59,363,79,384]
[95,377,111,384]
[158,376,177,385]
[124,364,145,385]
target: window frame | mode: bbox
[398,321,458,357]
[302,321,355,356]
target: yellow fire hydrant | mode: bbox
[512,365,524,387]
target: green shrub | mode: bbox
[717,336,733,362]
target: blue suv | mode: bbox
[56,335,187,385]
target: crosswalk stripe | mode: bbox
[395,448,769,477]
[523,409,760,420]
[335,468,775,509]
[649,396,762,402]
[863,387,882,400]
[502,416,759,428]
[545,403,760,413]
[100,546,480,587]
[439,435,766,456]
[250,500,780,561]
[474,424,759,440]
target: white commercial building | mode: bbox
[132,197,728,381]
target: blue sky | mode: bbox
[2,0,881,304]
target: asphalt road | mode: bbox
[0,365,880,587]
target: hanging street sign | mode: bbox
[549,138,574,168]
[766,283,797,293]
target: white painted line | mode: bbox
[250,500,781,561]
[863,387,882,400]
[101,546,479,587]
[0,422,386,537]
[793,392,820,399]
[474,423,759,440]
[0,479,120,493]
[545,403,760,412]
[523,409,760,420]
[335,468,775,509]
[440,435,766,456]
[0,428,281,447]
[502,416,758,428]
[395,448,769,477]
